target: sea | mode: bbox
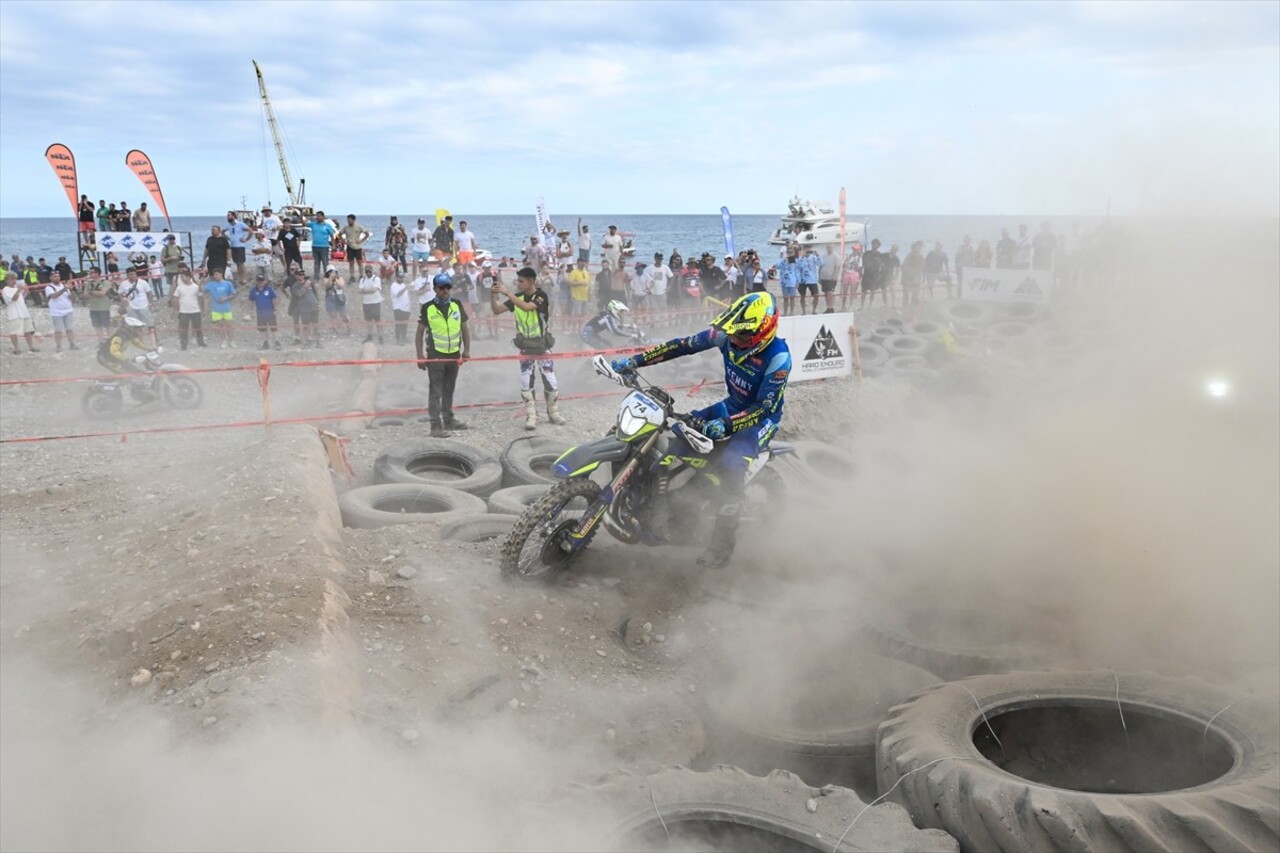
[0,213,1108,270]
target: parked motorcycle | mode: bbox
[81,348,203,418]
[500,354,791,581]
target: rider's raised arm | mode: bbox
[726,349,791,434]
[633,327,719,367]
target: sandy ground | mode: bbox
[2,278,1277,851]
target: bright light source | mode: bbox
[1206,380,1230,398]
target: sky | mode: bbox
[0,0,1277,218]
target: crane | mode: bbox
[253,60,306,208]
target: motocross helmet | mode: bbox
[710,291,778,356]
[123,316,147,332]
[606,300,629,319]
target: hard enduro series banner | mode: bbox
[777,312,855,382]
[958,268,1053,304]
[94,232,190,254]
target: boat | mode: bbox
[768,196,866,247]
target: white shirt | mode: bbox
[261,215,282,241]
[410,228,431,252]
[389,280,410,312]
[632,269,650,298]
[45,282,74,316]
[455,230,476,252]
[578,231,591,252]
[250,238,273,268]
[358,275,383,304]
[123,278,151,309]
[647,265,671,296]
[601,233,622,259]
[148,259,163,278]
[174,280,201,313]
[1,285,30,321]
[409,275,431,305]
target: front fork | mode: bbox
[565,428,663,549]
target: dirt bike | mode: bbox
[500,354,791,582]
[81,348,204,419]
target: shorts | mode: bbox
[79,221,95,232]
[412,251,431,262]
[432,249,451,260]
[90,309,112,329]
[126,306,155,326]
[231,247,247,264]
[50,313,74,332]
[780,284,799,298]
[578,249,590,263]
[256,312,278,331]
[362,303,382,321]
[819,279,837,293]
[348,248,364,262]
[798,282,818,296]
[5,316,35,336]
[301,310,320,324]
[211,311,233,322]
[861,279,880,293]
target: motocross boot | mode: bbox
[697,505,739,569]
[545,389,567,425]
[521,390,537,431]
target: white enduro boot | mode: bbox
[522,390,537,431]
[545,389,567,425]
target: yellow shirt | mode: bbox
[568,268,591,301]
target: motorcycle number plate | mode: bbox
[617,391,664,437]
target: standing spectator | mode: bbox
[202,268,237,348]
[341,214,372,280]
[147,255,165,299]
[669,249,683,279]
[293,273,322,348]
[746,256,767,293]
[201,225,231,277]
[525,235,547,274]
[900,242,925,309]
[860,239,888,308]
[724,255,745,300]
[995,228,1015,269]
[555,231,574,265]
[455,220,478,265]
[78,195,96,232]
[44,272,78,351]
[595,258,616,310]
[576,221,591,263]
[409,217,432,276]
[128,252,149,282]
[885,244,902,303]
[797,247,821,315]
[818,244,841,314]
[1032,221,1057,271]
[95,199,110,232]
[103,251,120,278]
[280,217,305,274]
[647,253,671,308]
[630,261,650,309]
[489,267,565,430]
[322,266,352,338]
[389,270,412,344]
[923,242,950,300]
[1013,224,1033,270]
[600,225,623,270]
[247,274,280,350]
[133,202,152,232]
[611,260,631,313]
[567,257,592,316]
[86,269,114,343]
[225,212,251,282]
[376,247,399,285]
[431,215,456,261]
[385,216,408,267]
[954,236,975,294]
[54,256,74,284]
[119,268,156,343]
[416,274,471,437]
[974,239,993,269]
[260,207,283,261]
[115,201,132,231]
[161,234,184,292]
[249,229,273,280]
[170,266,205,349]
[1,272,39,354]
[475,261,500,340]
[309,212,336,280]
[775,249,800,315]
[357,265,384,344]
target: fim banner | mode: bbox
[94,232,188,254]
[777,312,854,382]
[959,267,1053,304]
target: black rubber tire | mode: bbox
[338,483,487,529]
[487,484,551,515]
[908,320,944,337]
[877,670,1280,853]
[81,388,123,419]
[944,302,992,324]
[368,416,407,428]
[500,478,602,582]
[885,355,929,372]
[161,375,203,410]
[373,439,502,497]
[869,325,901,344]
[856,341,889,367]
[881,334,929,356]
[499,436,570,486]
[569,765,958,853]
[996,302,1045,322]
[700,652,941,799]
[437,513,519,543]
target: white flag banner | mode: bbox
[958,267,1053,304]
[94,231,189,254]
[777,312,855,382]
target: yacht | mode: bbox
[769,196,867,247]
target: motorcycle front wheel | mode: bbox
[161,375,203,410]
[81,387,123,419]
[501,478,603,582]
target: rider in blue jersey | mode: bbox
[612,291,790,568]
[582,300,641,349]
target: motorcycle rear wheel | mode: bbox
[81,388,123,419]
[501,478,602,582]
